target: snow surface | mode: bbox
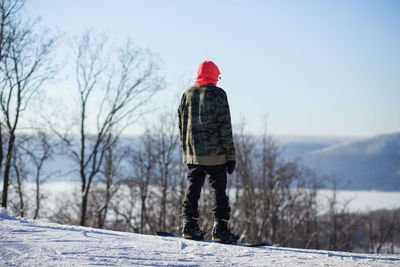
[1,208,399,266]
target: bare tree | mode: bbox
[0,0,24,189]
[231,121,258,242]
[129,132,157,233]
[4,132,53,219]
[319,179,359,252]
[365,209,398,254]
[95,135,126,229]
[0,0,23,66]
[297,169,321,249]
[121,111,180,235]
[51,31,164,226]
[10,141,27,217]
[22,131,54,219]
[230,119,325,247]
[150,113,180,232]
[110,110,182,235]
[0,0,56,208]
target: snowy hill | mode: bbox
[277,135,358,160]
[296,133,400,190]
[1,208,399,266]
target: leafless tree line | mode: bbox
[0,0,164,230]
[3,115,399,254]
[0,0,399,255]
[0,0,56,209]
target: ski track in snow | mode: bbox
[1,208,399,266]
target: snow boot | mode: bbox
[182,216,205,240]
[212,218,240,244]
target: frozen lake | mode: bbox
[43,182,400,213]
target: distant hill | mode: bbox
[276,135,357,160]
[294,133,400,191]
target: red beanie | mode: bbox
[195,61,220,86]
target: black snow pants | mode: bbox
[182,164,231,221]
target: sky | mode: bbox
[24,0,400,137]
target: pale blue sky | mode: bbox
[25,0,400,137]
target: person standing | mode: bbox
[178,60,239,244]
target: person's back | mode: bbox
[179,83,235,166]
[178,60,239,244]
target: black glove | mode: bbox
[226,160,236,174]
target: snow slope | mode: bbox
[1,208,399,266]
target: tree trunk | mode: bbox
[15,163,24,217]
[140,194,146,233]
[80,187,89,226]
[34,169,41,219]
[0,125,3,187]
[160,168,168,231]
[2,132,15,208]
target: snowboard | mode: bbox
[156,231,271,247]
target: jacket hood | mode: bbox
[195,61,220,86]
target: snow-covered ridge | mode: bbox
[299,132,400,190]
[305,132,400,155]
[1,208,399,266]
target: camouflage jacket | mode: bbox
[178,84,236,165]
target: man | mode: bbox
[178,60,239,244]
